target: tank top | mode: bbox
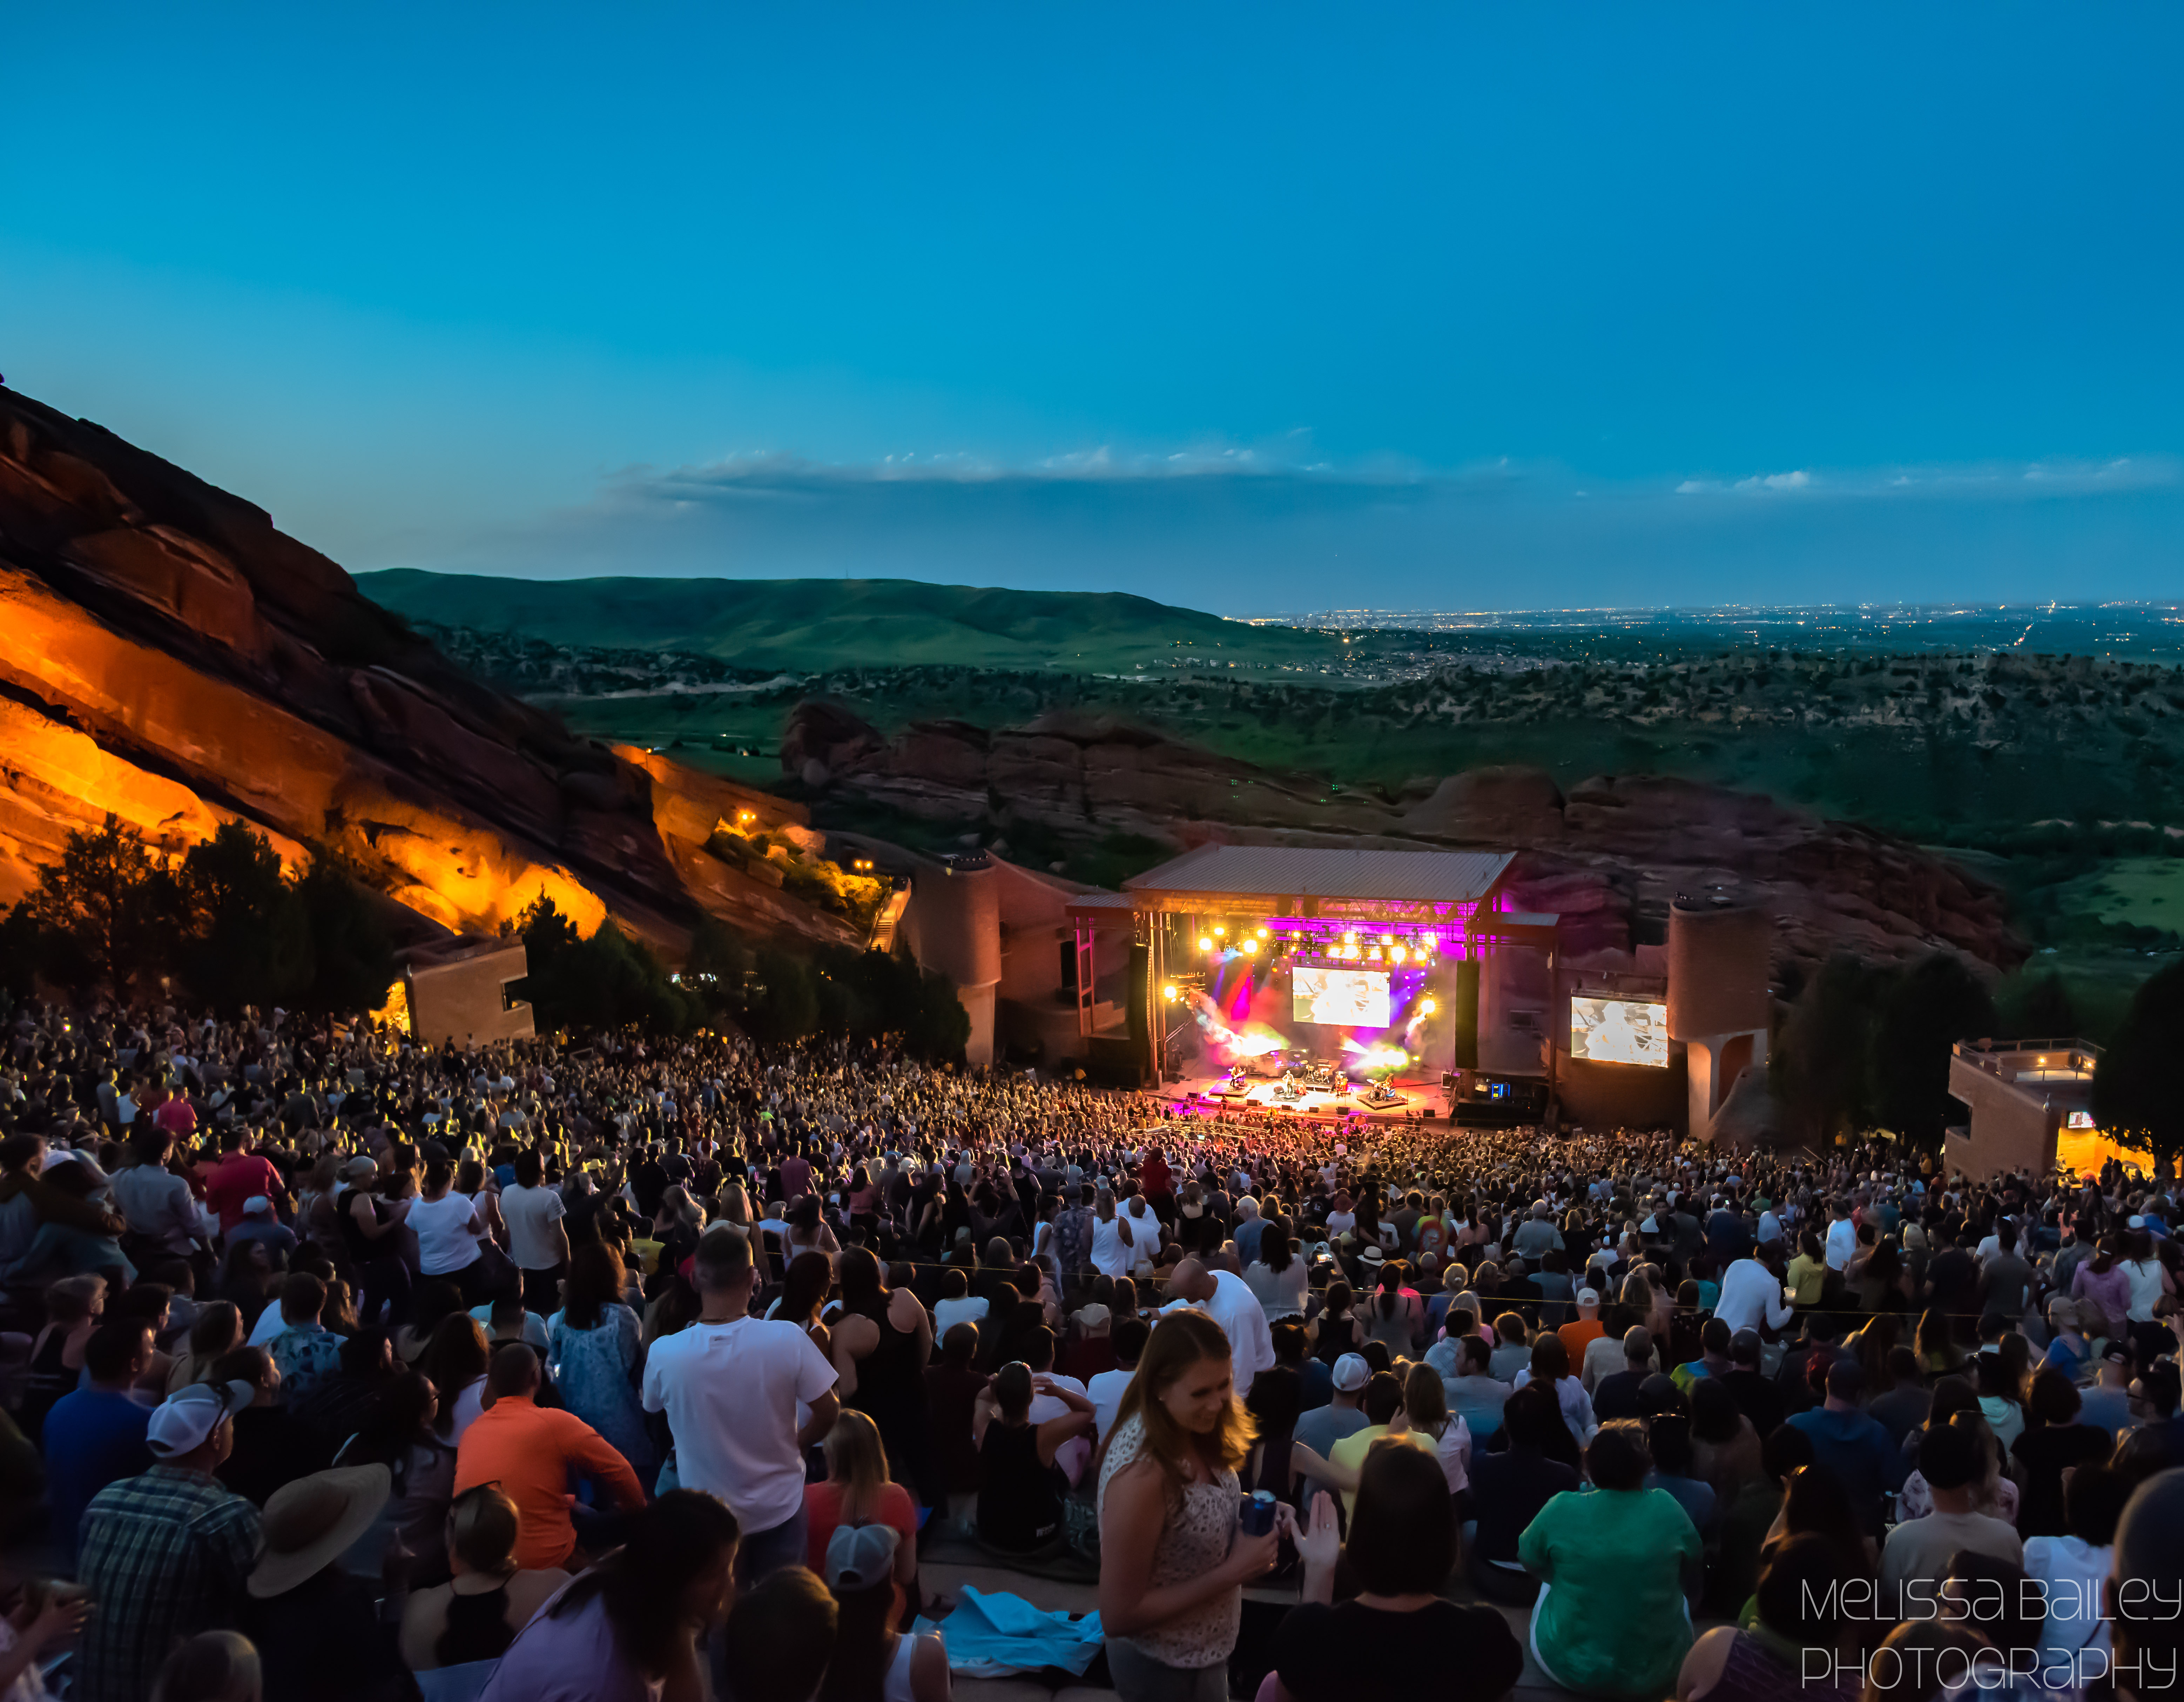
[439,1581,516,1666]
[976,1422,1062,1551]
[849,1304,925,1435]
[882,1632,919,1702]
[1094,1414,1241,1669]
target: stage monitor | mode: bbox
[1569,996,1670,1067]
[1293,966,1390,1028]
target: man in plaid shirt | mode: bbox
[76,1380,262,1702]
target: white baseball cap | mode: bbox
[147,1380,255,1458]
[1332,1353,1371,1392]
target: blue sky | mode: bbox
[5,6,2179,612]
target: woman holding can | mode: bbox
[1097,1310,1289,1702]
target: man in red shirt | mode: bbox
[202,1126,287,1238]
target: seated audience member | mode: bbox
[923,1322,987,1494]
[820,1523,950,1702]
[453,1344,646,1572]
[972,1360,1093,1553]
[1591,1326,1657,1422]
[168,1301,246,1395]
[214,1346,330,1509]
[400,1483,572,1698]
[718,1563,839,1702]
[2021,1462,2132,1676]
[1646,1411,1719,1535]
[1879,1419,2022,1606]
[1676,1534,1853,1702]
[481,1491,743,1702]
[1270,1443,1523,1702]
[1088,1316,1148,1441]
[1519,1419,1704,1699]
[1468,1382,1581,1606]
[1784,1360,1904,1535]
[1894,1380,2018,1525]
[1864,1347,1931,1447]
[238,1466,412,1702]
[151,1630,263,1702]
[803,1409,918,1589]
[333,1367,459,1582]
[265,1273,343,1405]
[1708,1424,1815,1620]
[2010,1368,2114,1538]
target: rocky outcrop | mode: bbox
[0,387,856,954]
[793,707,2025,975]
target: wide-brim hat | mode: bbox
[248,1465,391,1598]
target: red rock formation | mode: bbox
[793,706,2025,975]
[0,387,856,954]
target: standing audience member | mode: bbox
[43,1320,155,1565]
[76,1381,263,1702]
[642,1225,841,1579]
[1519,1419,1704,1699]
[1098,1312,1280,1702]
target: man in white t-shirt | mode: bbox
[642,1224,840,1580]
[499,1151,569,1319]
[1161,1257,1275,1397]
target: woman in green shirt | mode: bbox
[1518,1419,1704,1699]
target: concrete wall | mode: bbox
[406,941,535,1046]
[1944,1052,2062,1178]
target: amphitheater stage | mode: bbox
[1167,1072,1443,1123]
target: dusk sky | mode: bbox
[6,7,2179,613]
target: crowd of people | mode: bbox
[0,995,2180,1702]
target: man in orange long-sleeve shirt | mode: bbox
[453,1343,646,1569]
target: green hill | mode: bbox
[357,569,1343,674]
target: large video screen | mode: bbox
[1570,996,1670,1067]
[1293,966,1391,1028]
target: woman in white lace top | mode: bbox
[1096,1310,1290,1702]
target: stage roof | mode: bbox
[1124,845,1516,905]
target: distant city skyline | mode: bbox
[5,6,2179,610]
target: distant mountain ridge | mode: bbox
[358,568,1342,673]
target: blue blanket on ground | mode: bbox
[912,1586,1105,1677]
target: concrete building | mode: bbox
[1667,889,1773,1144]
[399,937,535,1045]
[898,852,1133,1069]
[1945,1037,2099,1178]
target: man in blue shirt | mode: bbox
[1785,1358,1906,1533]
[45,1320,155,1563]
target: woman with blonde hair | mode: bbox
[152,1631,263,1702]
[1097,1310,1286,1702]
[400,1483,571,1698]
[803,1408,918,1590]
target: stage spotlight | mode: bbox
[1198,936,1213,952]
[1380,934,1394,946]
[1214,924,1226,936]
[1421,997,1437,1015]
[1256,926,1268,938]
[1163,984,1179,1001]
[1391,945,1407,963]
[1241,938,1258,954]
